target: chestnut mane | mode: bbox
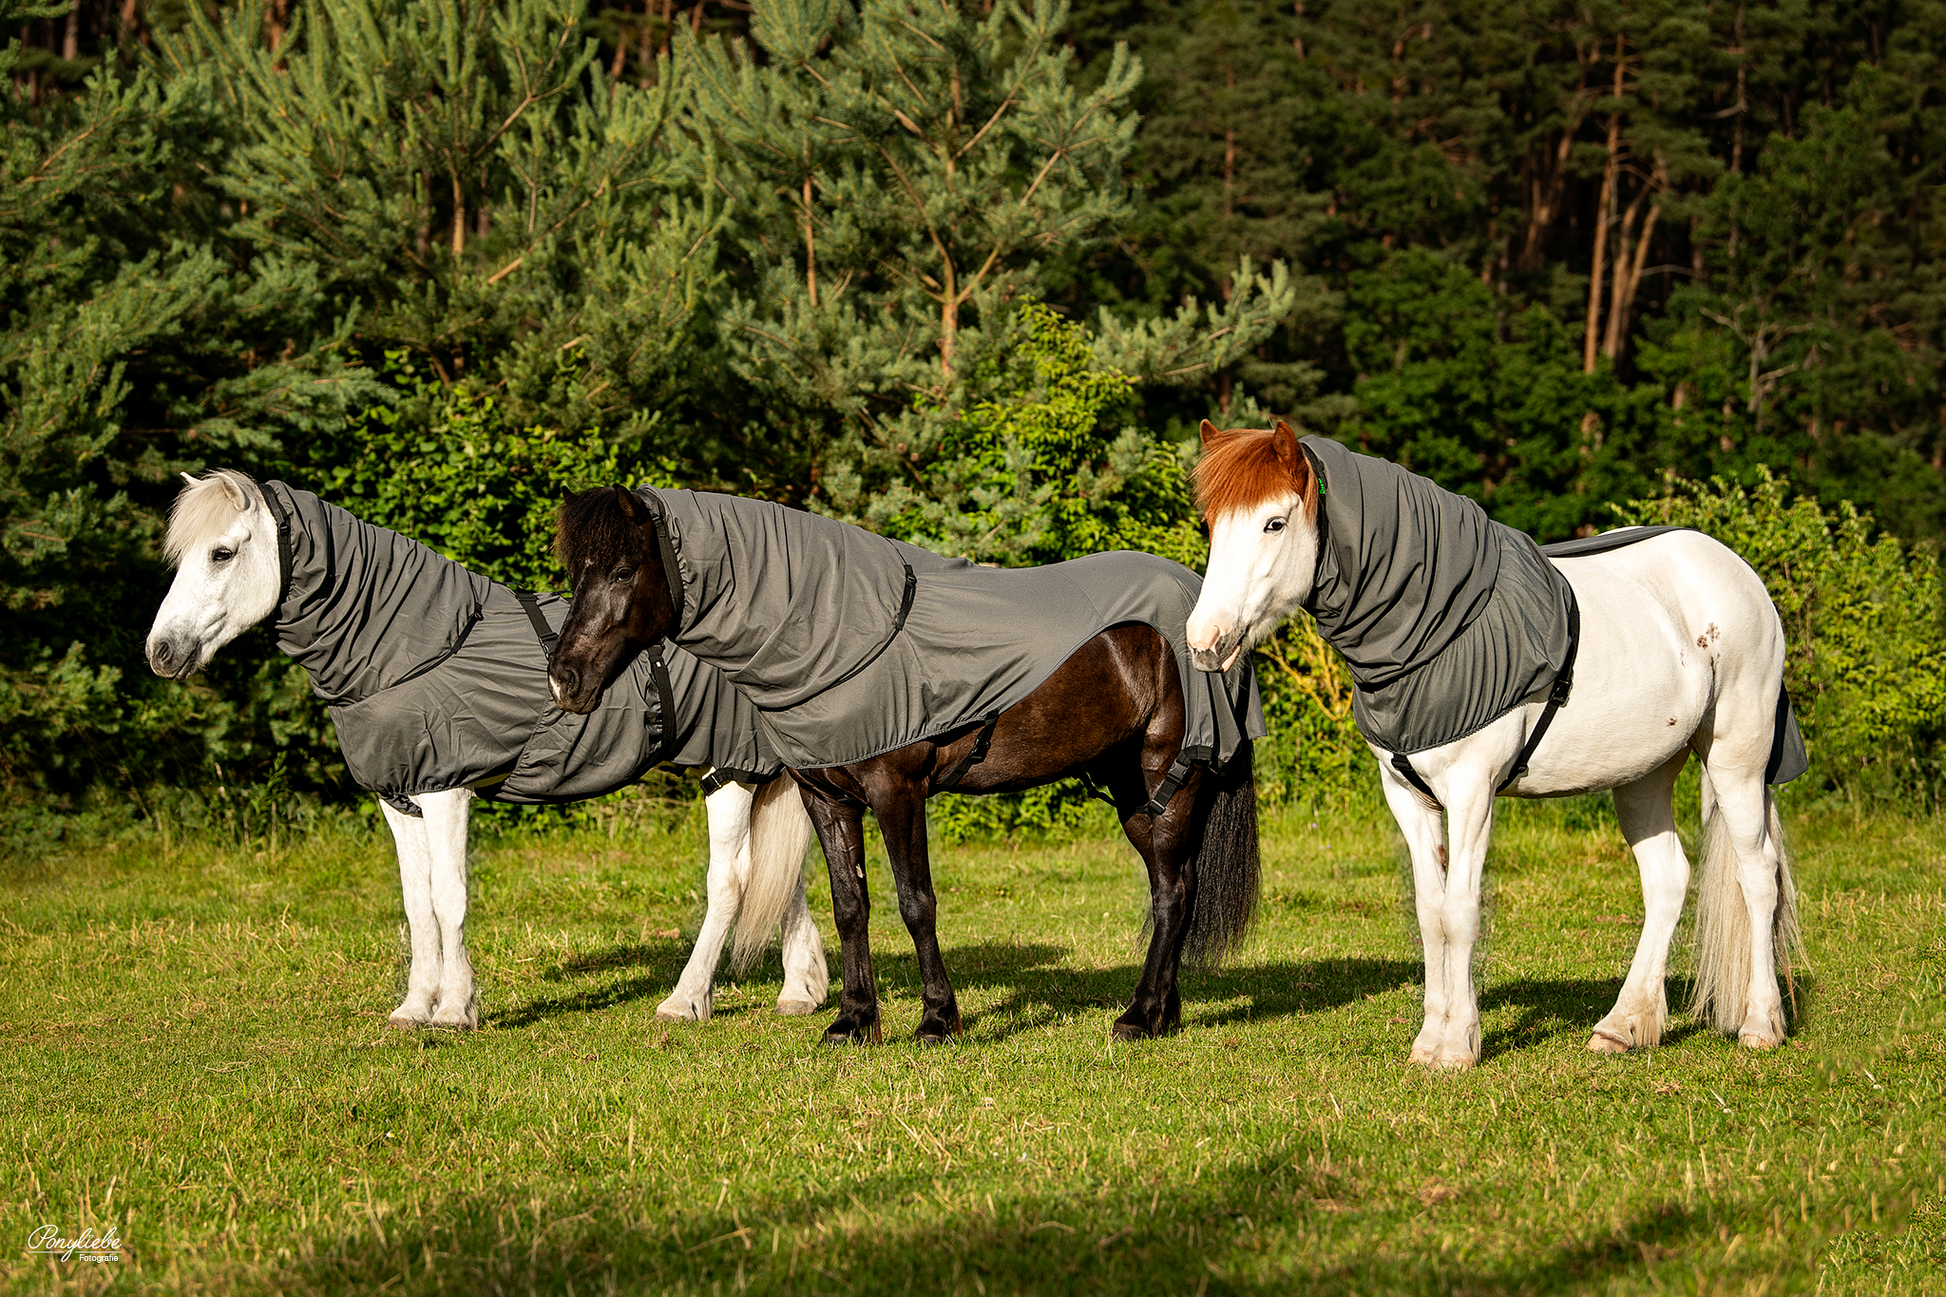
[1192,425,1317,521]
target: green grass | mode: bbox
[2,793,1942,1295]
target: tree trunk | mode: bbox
[1603,157,1665,362]
[1583,40,1626,374]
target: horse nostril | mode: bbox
[150,642,174,674]
[556,667,580,700]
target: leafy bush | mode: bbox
[305,354,673,592]
[1617,471,1946,802]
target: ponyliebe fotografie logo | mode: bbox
[25,1224,122,1263]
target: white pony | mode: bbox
[1185,423,1802,1069]
[145,470,825,1029]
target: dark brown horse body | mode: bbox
[548,487,1258,1045]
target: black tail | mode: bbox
[1181,741,1260,969]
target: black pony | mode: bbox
[548,486,1261,1046]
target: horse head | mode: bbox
[549,486,680,714]
[146,470,285,680]
[1185,419,1322,673]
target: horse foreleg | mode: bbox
[1431,777,1496,1069]
[1108,762,1196,1039]
[868,784,961,1045]
[1378,764,1454,1066]
[417,788,478,1028]
[1593,751,1691,1053]
[380,799,440,1028]
[658,779,755,1024]
[802,789,880,1045]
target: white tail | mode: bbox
[1690,771,1803,1033]
[729,775,816,973]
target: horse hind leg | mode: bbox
[775,866,828,1016]
[1591,750,1691,1054]
[1692,763,1795,1049]
[657,779,756,1023]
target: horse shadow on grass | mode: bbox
[493,933,1692,1056]
[492,937,699,1029]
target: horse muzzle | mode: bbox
[548,664,600,715]
[1188,630,1240,674]
[146,636,200,681]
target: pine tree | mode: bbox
[2,1,383,803]
[687,0,1294,535]
[161,0,726,446]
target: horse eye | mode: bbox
[211,547,235,564]
[612,568,635,583]
[1263,517,1288,534]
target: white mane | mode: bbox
[164,470,261,567]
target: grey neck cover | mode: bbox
[1298,438,1573,756]
[265,482,491,707]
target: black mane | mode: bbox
[555,488,644,590]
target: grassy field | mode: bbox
[2,788,1941,1295]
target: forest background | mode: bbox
[5,0,1945,838]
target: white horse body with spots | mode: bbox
[1186,423,1800,1069]
[144,470,825,1029]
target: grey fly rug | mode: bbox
[641,489,1265,773]
[260,483,777,815]
[1298,440,1805,784]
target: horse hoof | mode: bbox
[917,1033,950,1048]
[776,999,817,1017]
[1433,1054,1475,1072]
[656,997,710,1023]
[1587,1031,1631,1055]
[821,1018,881,1046]
[1110,1021,1153,1041]
[1738,1030,1783,1051]
[386,1012,423,1030]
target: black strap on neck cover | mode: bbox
[514,589,559,659]
[1388,585,1582,806]
[632,487,687,642]
[260,480,295,608]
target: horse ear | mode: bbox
[180,471,198,486]
[1272,421,1300,464]
[1199,418,1224,448]
[1273,421,1316,508]
[214,472,251,513]
[614,485,650,525]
